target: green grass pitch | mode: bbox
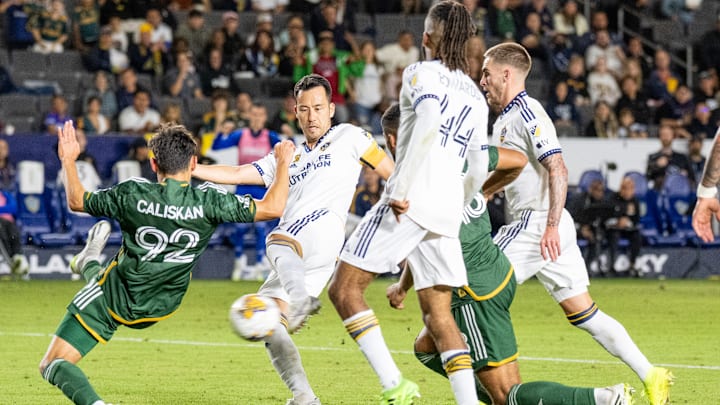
[1,278,718,404]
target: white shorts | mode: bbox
[339,203,467,290]
[493,208,589,302]
[258,210,345,302]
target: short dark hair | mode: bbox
[148,124,197,175]
[188,9,203,18]
[293,74,332,101]
[381,103,401,135]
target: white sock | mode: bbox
[266,243,307,304]
[575,309,652,380]
[441,350,478,405]
[264,323,315,397]
[344,310,401,390]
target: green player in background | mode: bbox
[381,104,634,405]
[39,121,295,405]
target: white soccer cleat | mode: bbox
[287,296,321,333]
[285,392,321,405]
[604,383,635,405]
[70,220,111,275]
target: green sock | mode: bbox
[509,381,596,405]
[414,351,492,404]
[44,359,102,405]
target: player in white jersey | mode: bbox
[193,74,394,405]
[692,128,720,242]
[480,42,672,405]
[328,2,487,404]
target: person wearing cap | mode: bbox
[221,11,245,63]
[245,12,281,51]
[72,0,101,53]
[293,30,363,123]
[141,7,173,53]
[176,9,211,60]
[693,70,720,112]
[128,22,169,77]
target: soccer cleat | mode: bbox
[285,393,321,405]
[70,220,111,275]
[287,296,321,333]
[380,378,420,405]
[643,366,674,405]
[231,254,248,282]
[605,383,635,405]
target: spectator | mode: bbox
[697,14,720,74]
[549,32,574,75]
[245,12,278,48]
[517,11,550,68]
[659,0,698,33]
[160,102,184,126]
[655,83,694,133]
[487,0,516,40]
[115,68,144,112]
[310,0,356,52]
[269,91,301,138]
[278,14,316,52]
[547,80,581,137]
[646,48,681,104]
[585,100,619,138]
[232,91,253,128]
[587,56,621,108]
[118,89,161,133]
[584,29,625,77]
[693,70,719,112]
[82,71,118,119]
[43,94,71,135]
[558,53,590,106]
[0,139,17,190]
[221,11,245,64]
[128,22,169,77]
[615,75,652,126]
[31,0,69,54]
[576,9,622,54]
[84,25,129,74]
[107,14,128,53]
[462,0,487,35]
[622,57,645,89]
[163,51,204,99]
[518,0,553,36]
[121,136,154,181]
[688,136,707,187]
[567,178,612,273]
[350,40,383,133]
[200,47,235,96]
[375,30,419,98]
[139,7,172,52]
[294,30,363,123]
[237,29,280,78]
[71,0,100,53]
[624,36,652,78]
[606,176,643,275]
[175,9,210,60]
[99,0,132,25]
[552,0,589,41]
[211,103,283,280]
[467,35,486,86]
[203,28,227,64]
[617,108,649,138]
[350,166,383,217]
[0,190,29,279]
[77,96,111,135]
[646,124,693,190]
[201,91,239,135]
[1,0,36,50]
[684,101,717,140]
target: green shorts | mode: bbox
[55,263,120,356]
[452,276,518,369]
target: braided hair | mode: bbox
[426,1,476,73]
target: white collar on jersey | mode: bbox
[501,90,529,116]
[302,124,338,152]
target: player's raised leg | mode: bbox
[70,220,111,282]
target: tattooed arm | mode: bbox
[539,153,569,261]
[692,131,720,242]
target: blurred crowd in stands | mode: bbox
[1,0,719,278]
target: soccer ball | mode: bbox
[229,294,280,341]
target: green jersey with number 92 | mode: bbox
[81,177,256,328]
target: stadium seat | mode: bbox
[0,94,39,117]
[15,162,71,246]
[624,171,648,197]
[234,78,264,97]
[577,169,604,193]
[661,173,695,237]
[0,51,10,70]
[263,77,293,98]
[3,115,38,134]
[11,50,47,74]
[112,160,141,183]
[374,14,406,46]
[48,51,85,73]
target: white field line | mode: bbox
[3,331,719,371]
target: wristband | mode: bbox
[697,184,718,199]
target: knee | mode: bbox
[327,276,344,306]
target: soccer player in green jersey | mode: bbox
[381,104,634,405]
[39,121,295,405]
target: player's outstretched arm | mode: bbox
[482,147,528,199]
[57,120,86,212]
[693,129,720,242]
[253,140,295,221]
[539,153,569,261]
[192,163,266,186]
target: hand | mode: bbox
[273,140,296,166]
[386,282,407,310]
[692,197,720,243]
[540,225,561,261]
[388,199,409,222]
[57,120,80,162]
